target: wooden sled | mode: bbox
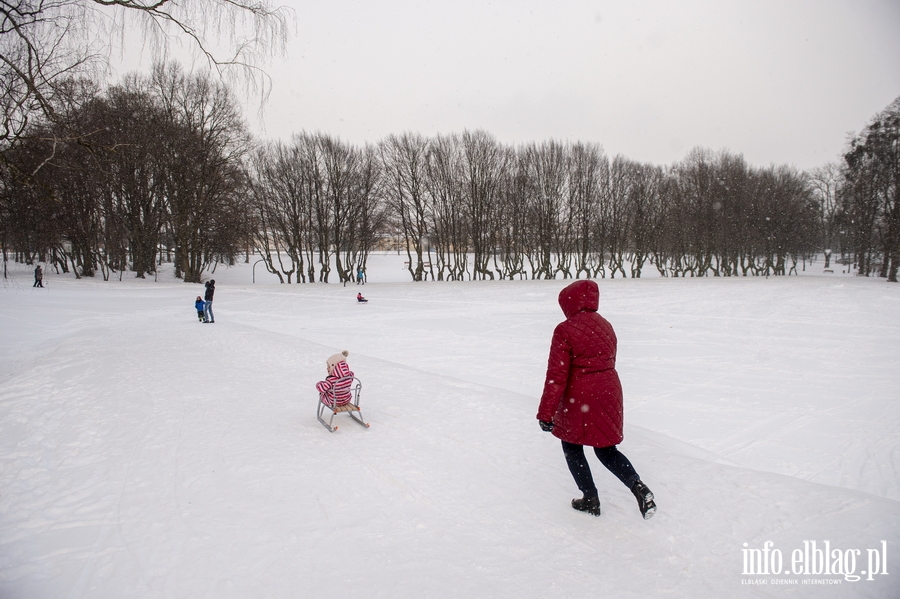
[317,377,369,432]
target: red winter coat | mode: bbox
[536,280,624,448]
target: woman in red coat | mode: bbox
[537,279,656,519]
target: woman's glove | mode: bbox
[539,420,554,432]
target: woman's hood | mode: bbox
[558,280,599,318]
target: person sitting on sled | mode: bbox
[316,351,354,406]
[194,296,206,322]
[356,292,368,303]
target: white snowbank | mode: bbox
[1,255,897,598]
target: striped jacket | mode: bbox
[316,360,354,406]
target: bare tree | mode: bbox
[318,134,358,283]
[99,76,173,277]
[345,144,386,282]
[625,161,664,278]
[250,140,305,283]
[489,144,524,279]
[424,133,466,280]
[459,130,506,280]
[840,97,900,281]
[604,155,635,278]
[521,141,566,279]
[567,142,606,279]
[380,133,430,281]
[0,0,290,173]
[808,162,841,268]
[151,62,252,282]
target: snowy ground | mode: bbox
[1,254,898,598]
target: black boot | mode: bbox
[571,494,601,516]
[631,480,656,520]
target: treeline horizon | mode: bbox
[2,63,898,283]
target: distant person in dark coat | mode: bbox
[203,280,215,323]
[537,279,656,519]
[33,265,43,288]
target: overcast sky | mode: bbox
[120,0,900,171]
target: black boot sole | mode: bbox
[571,498,602,516]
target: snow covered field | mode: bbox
[2,254,898,598]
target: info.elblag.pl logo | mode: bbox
[742,541,889,583]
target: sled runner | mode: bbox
[316,376,369,432]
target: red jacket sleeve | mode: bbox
[536,323,571,422]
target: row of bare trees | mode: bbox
[243,100,898,285]
[2,64,251,281]
[4,67,894,284]
[250,134,384,283]
[1,105,822,283]
[1,0,289,280]
[373,133,819,281]
[249,129,820,283]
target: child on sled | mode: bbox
[316,351,354,406]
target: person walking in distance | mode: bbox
[33,265,43,287]
[536,279,656,519]
[203,280,215,323]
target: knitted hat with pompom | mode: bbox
[326,350,349,368]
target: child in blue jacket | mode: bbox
[195,296,206,322]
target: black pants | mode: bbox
[561,441,640,498]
